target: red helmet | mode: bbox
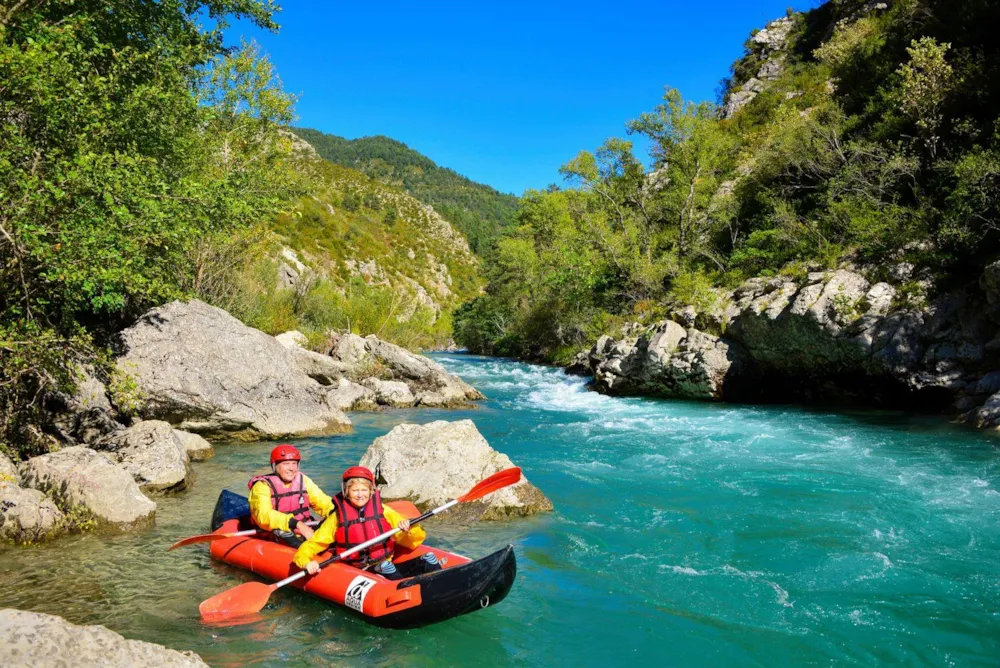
[342,466,375,484]
[270,444,301,465]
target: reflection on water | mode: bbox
[2,354,999,666]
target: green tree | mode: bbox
[0,0,296,454]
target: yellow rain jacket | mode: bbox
[248,474,334,532]
[293,502,425,569]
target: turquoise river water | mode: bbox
[2,354,999,666]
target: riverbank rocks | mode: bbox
[333,333,484,407]
[0,482,66,544]
[172,429,214,461]
[360,420,552,520]
[115,300,351,440]
[96,421,189,493]
[571,268,1000,423]
[326,378,379,411]
[19,447,155,532]
[591,320,751,400]
[363,378,416,407]
[0,452,17,483]
[275,329,485,410]
[0,609,208,667]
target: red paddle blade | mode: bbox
[458,467,521,502]
[199,581,276,622]
[169,534,229,551]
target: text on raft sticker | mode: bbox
[345,576,377,612]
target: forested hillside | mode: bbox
[457,0,1000,361]
[213,136,482,351]
[292,128,519,253]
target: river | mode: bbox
[2,354,999,666]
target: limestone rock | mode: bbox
[360,420,553,520]
[0,609,207,667]
[363,378,416,407]
[172,429,214,461]
[0,452,17,484]
[19,447,156,532]
[275,330,308,349]
[0,482,65,544]
[97,421,189,493]
[328,332,484,407]
[592,321,750,400]
[116,300,351,439]
[289,347,349,386]
[326,379,379,411]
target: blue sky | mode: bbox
[227,1,818,195]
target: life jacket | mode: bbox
[247,472,312,526]
[331,491,394,565]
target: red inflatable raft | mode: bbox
[207,490,516,628]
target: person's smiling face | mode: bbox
[346,479,372,508]
[274,459,299,484]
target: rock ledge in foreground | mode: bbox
[0,609,207,667]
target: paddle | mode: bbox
[198,466,522,622]
[169,520,321,551]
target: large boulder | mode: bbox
[115,300,351,439]
[172,429,214,461]
[0,482,66,544]
[97,421,189,493]
[19,447,156,532]
[0,609,208,667]
[360,420,552,521]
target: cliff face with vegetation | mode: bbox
[292,128,519,254]
[457,0,1000,422]
[205,135,483,351]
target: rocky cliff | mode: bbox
[570,266,1000,431]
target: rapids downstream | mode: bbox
[1,354,998,665]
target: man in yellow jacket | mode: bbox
[293,466,441,580]
[248,444,334,547]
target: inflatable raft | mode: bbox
[206,490,517,628]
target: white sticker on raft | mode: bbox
[345,575,377,612]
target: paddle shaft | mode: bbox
[271,499,459,589]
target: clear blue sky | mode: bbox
[227,1,818,196]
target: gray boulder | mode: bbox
[289,348,349,386]
[172,429,214,461]
[360,420,553,521]
[97,421,189,493]
[19,447,156,532]
[116,300,351,439]
[326,379,378,412]
[0,452,17,483]
[0,482,66,544]
[363,379,416,407]
[0,609,208,667]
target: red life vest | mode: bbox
[247,472,312,526]
[331,491,394,565]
